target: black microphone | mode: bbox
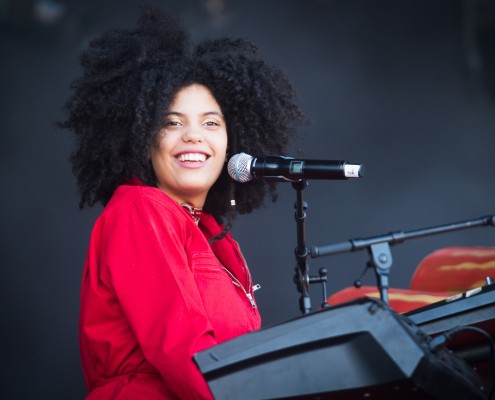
[227,153,364,183]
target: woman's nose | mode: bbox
[182,126,204,143]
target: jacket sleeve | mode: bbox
[102,195,216,399]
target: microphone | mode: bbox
[227,152,364,183]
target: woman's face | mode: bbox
[151,84,228,207]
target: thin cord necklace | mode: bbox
[180,202,203,225]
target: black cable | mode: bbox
[429,325,495,400]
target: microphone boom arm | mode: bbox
[311,214,495,258]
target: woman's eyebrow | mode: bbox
[203,111,225,119]
[165,111,183,117]
[166,111,224,119]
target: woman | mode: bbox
[60,7,304,399]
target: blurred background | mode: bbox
[1,0,494,398]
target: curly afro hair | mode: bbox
[60,7,305,230]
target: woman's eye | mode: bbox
[204,120,220,127]
[166,120,182,127]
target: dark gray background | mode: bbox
[1,0,494,398]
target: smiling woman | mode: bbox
[151,84,228,208]
[59,6,304,400]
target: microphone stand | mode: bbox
[292,180,329,314]
[292,180,311,314]
[310,214,495,305]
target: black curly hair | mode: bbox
[60,7,304,232]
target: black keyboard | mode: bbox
[405,283,495,337]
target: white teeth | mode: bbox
[177,153,207,162]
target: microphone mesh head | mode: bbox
[227,153,253,183]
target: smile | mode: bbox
[177,153,208,163]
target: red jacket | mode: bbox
[79,181,261,399]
